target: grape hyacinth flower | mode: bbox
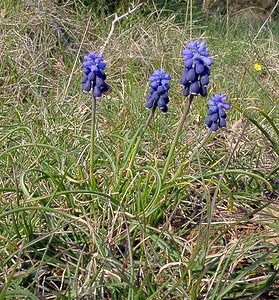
[146,69,171,112]
[205,94,230,132]
[180,40,213,97]
[82,52,109,97]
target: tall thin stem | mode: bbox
[128,104,156,170]
[90,95,97,187]
[161,94,194,182]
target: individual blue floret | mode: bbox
[82,52,109,97]
[146,69,171,112]
[205,94,230,131]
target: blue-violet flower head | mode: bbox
[180,40,212,97]
[146,69,171,113]
[82,52,109,97]
[205,94,230,132]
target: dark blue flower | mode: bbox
[205,94,230,131]
[82,52,109,97]
[146,69,171,112]
[180,40,212,97]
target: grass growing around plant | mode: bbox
[0,0,279,299]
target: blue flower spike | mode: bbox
[146,69,171,113]
[180,40,212,97]
[205,94,230,132]
[82,52,109,97]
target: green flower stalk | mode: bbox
[162,40,213,182]
[82,52,109,186]
[128,69,172,171]
[161,94,194,182]
[90,95,97,187]
[128,102,156,170]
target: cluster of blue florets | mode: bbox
[82,52,109,97]
[82,43,230,131]
[205,94,230,131]
[180,40,212,97]
[145,69,171,113]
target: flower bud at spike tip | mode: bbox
[205,94,230,132]
[146,69,171,113]
[82,51,109,98]
[180,40,212,97]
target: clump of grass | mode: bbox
[0,0,278,299]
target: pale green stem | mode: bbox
[116,104,156,187]
[128,104,157,170]
[90,95,97,187]
[172,129,212,180]
[161,94,194,182]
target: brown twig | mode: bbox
[100,1,144,54]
